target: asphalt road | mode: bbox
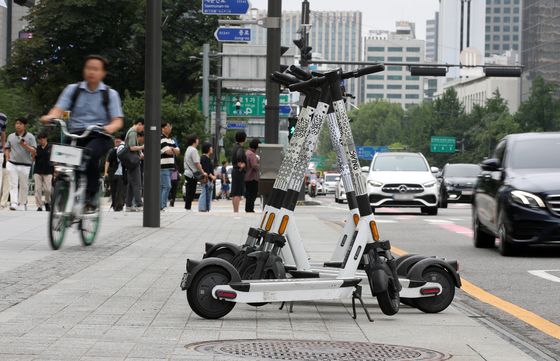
[311,193,560,359]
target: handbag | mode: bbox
[187,162,207,184]
[117,146,140,170]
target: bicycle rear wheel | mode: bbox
[49,179,69,250]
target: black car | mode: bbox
[473,132,560,256]
[438,163,481,208]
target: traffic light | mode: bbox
[14,0,35,7]
[293,39,313,67]
[288,117,297,141]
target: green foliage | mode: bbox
[0,76,40,134]
[515,77,560,132]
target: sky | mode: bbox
[249,0,440,40]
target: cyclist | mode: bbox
[41,55,124,212]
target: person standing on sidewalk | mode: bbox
[160,122,180,211]
[104,136,125,211]
[33,133,53,211]
[124,119,144,212]
[198,142,215,212]
[0,157,9,209]
[230,131,247,213]
[0,113,7,199]
[5,117,36,211]
[169,162,179,207]
[220,161,230,200]
[183,134,206,211]
[244,138,260,213]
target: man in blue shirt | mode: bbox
[41,55,124,211]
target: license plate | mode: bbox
[461,190,473,196]
[50,144,83,166]
[393,193,414,201]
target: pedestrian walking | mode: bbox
[0,157,9,208]
[104,136,125,211]
[244,138,260,213]
[124,119,144,212]
[198,142,215,212]
[230,131,247,213]
[33,133,53,211]
[41,55,124,213]
[183,134,206,211]
[0,113,7,199]
[169,163,179,207]
[160,122,180,211]
[220,160,230,200]
[5,117,36,211]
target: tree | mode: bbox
[7,0,218,109]
[515,76,560,132]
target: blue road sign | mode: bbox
[279,105,292,116]
[214,27,251,43]
[356,146,388,160]
[202,0,250,15]
[226,121,247,130]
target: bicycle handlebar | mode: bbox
[49,119,108,139]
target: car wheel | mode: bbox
[472,208,495,248]
[498,213,520,256]
[421,206,438,215]
[440,191,448,208]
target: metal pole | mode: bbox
[264,0,282,144]
[6,0,12,64]
[466,0,471,48]
[202,43,210,134]
[460,0,464,52]
[214,42,223,165]
[143,0,162,228]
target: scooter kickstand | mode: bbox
[352,285,374,323]
[279,301,295,313]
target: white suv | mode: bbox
[367,152,439,215]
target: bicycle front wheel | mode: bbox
[49,179,69,250]
[79,185,102,246]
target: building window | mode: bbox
[406,76,419,81]
[387,65,403,71]
[514,0,519,4]
[493,25,500,32]
[486,16,491,23]
[406,56,420,62]
[494,0,500,3]
[387,84,402,89]
[485,34,491,41]
[513,25,519,32]
[493,44,500,50]
[367,94,384,99]
[368,46,384,52]
[486,25,491,32]
[513,7,519,13]
[387,94,402,99]
[367,75,384,80]
[504,0,511,3]
[504,7,511,13]
[503,44,510,50]
[513,34,519,41]
[388,75,402,80]
[368,56,384,61]
[387,56,402,62]
[367,84,384,89]
[503,25,510,32]
[493,35,500,41]
[493,7,500,13]
[503,34,510,41]
[504,16,510,22]
[512,43,519,50]
[406,84,420,90]
[493,16,500,22]
[513,16,519,23]
[388,47,403,52]
[405,94,419,99]
[485,44,490,50]
[406,47,421,52]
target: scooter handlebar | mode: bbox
[343,64,384,79]
[270,72,301,86]
[288,65,312,80]
[288,76,325,92]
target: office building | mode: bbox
[0,2,31,66]
[485,0,522,57]
[425,12,439,62]
[245,10,362,103]
[521,0,560,88]
[363,22,425,109]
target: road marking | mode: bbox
[528,270,560,283]
[436,223,474,237]
[424,219,453,224]
[391,246,560,341]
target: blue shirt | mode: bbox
[55,81,123,132]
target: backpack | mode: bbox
[69,83,111,121]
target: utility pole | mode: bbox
[264,0,282,144]
[143,0,162,228]
[214,43,223,164]
[6,0,12,64]
[202,43,210,133]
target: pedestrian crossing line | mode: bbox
[391,246,560,341]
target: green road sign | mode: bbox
[430,136,456,153]
[204,94,290,117]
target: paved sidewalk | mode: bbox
[0,200,538,360]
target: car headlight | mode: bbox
[510,190,546,208]
[423,181,436,188]
[368,180,383,187]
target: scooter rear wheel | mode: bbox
[207,248,237,263]
[186,266,236,319]
[413,267,455,313]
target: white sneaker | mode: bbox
[9,203,17,211]
[125,206,136,212]
[161,207,168,212]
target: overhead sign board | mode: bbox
[205,94,291,117]
[226,121,247,130]
[202,0,250,15]
[430,136,456,153]
[215,27,251,43]
[356,146,389,160]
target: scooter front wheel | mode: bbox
[186,266,236,319]
[376,278,400,316]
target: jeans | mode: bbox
[244,180,258,212]
[126,165,143,207]
[198,182,213,212]
[183,176,198,210]
[7,162,31,206]
[160,168,172,209]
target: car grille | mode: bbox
[546,195,560,216]
[381,183,424,194]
